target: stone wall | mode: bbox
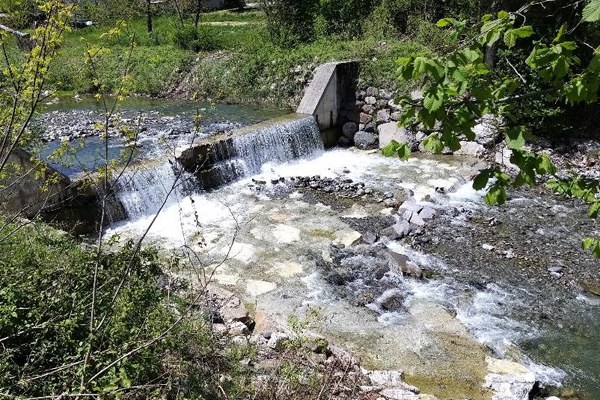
[0,148,111,234]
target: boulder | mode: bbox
[354,131,378,150]
[386,251,423,278]
[363,121,376,133]
[268,332,290,351]
[228,321,250,336]
[474,115,501,147]
[485,357,536,400]
[418,207,436,220]
[206,285,249,323]
[402,210,426,227]
[362,104,375,114]
[379,291,405,312]
[360,112,373,124]
[455,141,487,157]
[366,87,379,97]
[379,89,392,100]
[342,121,359,138]
[380,220,412,239]
[376,109,391,124]
[337,136,353,147]
[365,96,377,105]
[399,199,423,213]
[378,122,413,149]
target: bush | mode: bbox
[260,0,320,47]
[173,25,219,52]
[318,0,377,39]
[0,221,220,397]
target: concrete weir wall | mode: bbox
[0,149,105,233]
[296,61,359,147]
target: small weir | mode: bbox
[175,114,324,190]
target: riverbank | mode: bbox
[36,8,430,107]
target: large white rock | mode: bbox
[455,141,486,157]
[378,122,412,149]
[485,357,536,400]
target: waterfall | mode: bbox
[232,115,324,175]
[114,115,324,219]
[113,162,195,220]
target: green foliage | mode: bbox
[583,0,600,22]
[318,0,377,39]
[381,139,410,160]
[384,7,600,257]
[173,24,218,52]
[260,0,319,47]
[0,221,220,397]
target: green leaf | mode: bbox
[505,126,528,150]
[497,10,509,19]
[582,0,600,22]
[423,134,444,153]
[396,142,411,161]
[536,154,557,175]
[381,140,400,157]
[413,57,428,79]
[437,18,456,27]
[473,170,490,190]
[589,202,600,218]
[423,87,444,112]
[484,184,507,205]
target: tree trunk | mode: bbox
[146,0,153,33]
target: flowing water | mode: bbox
[37,101,600,399]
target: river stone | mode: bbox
[380,220,412,239]
[455,141,486,157]
[354,131,378,150]
[485,357,536,400]
[402,210,426,227]
[379,388,419,400]
[386,251,423,278]
[376,109,392,124]
[267,332,290,351]
[335,229,362,247]
[206,285,249,323]
[418,207,436,220]
[399,199,423,213]
[365,96,377,105]
[474,114,500,147]
[366,87,379,97]
[362,231,378,244]
[360,112,373,124]
[379,291,406,312]
[343,121,359,138]
[582,281,600,296]
[338,136,353,147]
[379,89,392,100]
[364,121,376,133]
[228,321,250,336]
[363,104,376,114]
[378,122,411,149]
[246,280,277,297]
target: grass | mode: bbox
[32,8,434,104]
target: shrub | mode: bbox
[260,0,320,47]
[173,24,218,52]
[0,221,221,397]
[318,0,377,39]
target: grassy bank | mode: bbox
[44,8,441,106]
